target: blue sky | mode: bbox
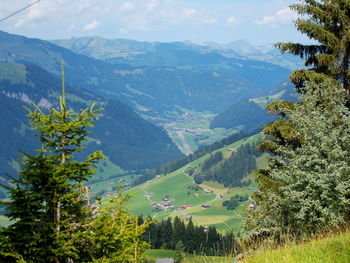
[0,0,309,45]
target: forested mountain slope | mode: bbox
[210,81,296,131]
[0,30,287,118]
[0,62,182,184]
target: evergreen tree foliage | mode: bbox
[247,80,350,237]
[141,216,238,256]
[174,241,185,263]
[0,66,151,262]
[131,132,249,186]
[0,91,103,262]
[201,152,223,172]
[73,187,152,262]
[262,0,350,155]
[198,143,259,187]
[276,0,350,94]
[249,0,350,240]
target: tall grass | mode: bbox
[239,230,350,263]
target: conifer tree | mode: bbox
[247,79,350,237]
[250,1,350,239]
[262,0,350,154]
[0,62,103,262]
[174,241,185,263]
[276,0,350,94]
[74,187,152,263]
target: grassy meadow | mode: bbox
[144,249,232,263]
[125,134,267,233]
[241,230,350,263]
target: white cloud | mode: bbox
[182,8,197,17]
[146,0,159,11]
[13,2,46,28]
[119,27,128,33]
[83,20,101,31]
[256,7,297,27]
[227,16,241,25]
[120,2,135,12]
[203,17,219,25]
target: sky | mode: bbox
[0,0,310,45]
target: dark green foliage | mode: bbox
[73,187,152,262]
[276,0,350,94]
[210,99,275,132]
[142,216,238,256]
[201,152,223,172]
[200,143,260,187]
[0,95,103,262]
[174,241,185,263]
[131,132,250,186]
[249,1,350,240]
[194,174,205,184]
[0,62,182,176]
[223,195,249,210]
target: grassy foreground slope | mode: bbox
[144,249,232,263]
[126,133,267,232]
[242,231,350,263]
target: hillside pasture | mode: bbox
[125,134,266,232]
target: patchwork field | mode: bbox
[126,134,267,233]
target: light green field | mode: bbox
[144,249,232,263]
[163,109,237,154]
[242,231,350,263]
[125,134,268,232]
[0,62,28,84]
[126,171,214,217]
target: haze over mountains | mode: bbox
[0,30,297,184]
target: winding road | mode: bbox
[177,131,193,155]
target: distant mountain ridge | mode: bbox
[51,35,292,91]
[210,81,297,132]
[0,30,290,118]
[0,62,182,182]
[51,37,303,71]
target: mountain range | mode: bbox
[0,61,182,186]
[0,30,296,185]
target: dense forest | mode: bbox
[131,131,251,186]
[210,99,275,132]
[194,143,260,187]
[140,216,238,256]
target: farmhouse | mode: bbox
[204,189,214,194]
[180,205,192,210]
[248,204,256,209]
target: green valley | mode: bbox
[125,134,267,233]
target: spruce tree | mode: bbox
[174,241,185,263]
[74,187,152,262]
[247,79,350,237]
[261,0,350,153]
[276,0,350,94]
[0,62,103,262]
[250,1,350,239]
